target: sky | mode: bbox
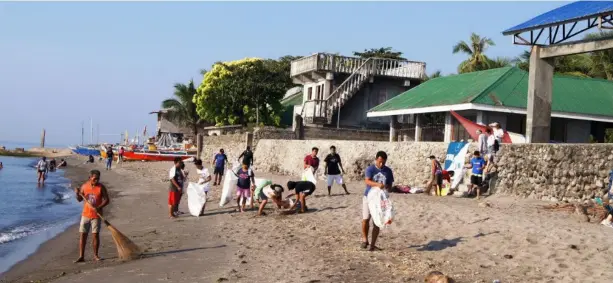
[0,1,568,146]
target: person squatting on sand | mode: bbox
[234,163,255,212]
[324,145,349,196]
[287,180,316,213]
[36,156,48,185]
[361,151,394,252]
[212,148,227,186]
[74,169,110,262]
[466,151,486,199]
[194,159,211,215]
[256,184,288,216]
[168,157,185,218]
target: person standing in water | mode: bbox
[74,169,110,262]
[36,157,48,185]
[361,151,394,252]
[212,149,228,186]
[238,146,254,168]
[324,146,349,196]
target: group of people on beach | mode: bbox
[35,156,67,185]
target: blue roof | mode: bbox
[503,1,613,35]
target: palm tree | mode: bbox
[513,50,531,71]
[452,33,496,73]
[585,31,613,80]
[514,50,591,78]
[162,80,201,138]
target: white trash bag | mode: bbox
[367,188,394,228]
[301,167,317,185]
[187,182,206,217]
[219,163,240,207]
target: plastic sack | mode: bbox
[367,188,394,228]
[301,167,317,185]
[187,182,206,217]
[219,163,240,207]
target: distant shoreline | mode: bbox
[0,147,73,158]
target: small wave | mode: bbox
[0,225,35,244]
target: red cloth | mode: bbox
[450,111,512,143]
[442,170,451,183]
[168,191,180,206]
[304,155,320,169]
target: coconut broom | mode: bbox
[79,192,141,260]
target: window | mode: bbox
[307,87,313,100]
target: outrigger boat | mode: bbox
[70,146,101,156]
[122,150,195,162]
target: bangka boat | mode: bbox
[122,150,195,162]
[70,146,101,156]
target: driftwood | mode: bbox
[541,203,608,222]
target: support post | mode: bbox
[476,111,485,125]
[415,114,422,142]
[196,134,203,159]
[444,112,452,143]
[389,116,398,142]
[527,46,554,143]
[40,129,46,148]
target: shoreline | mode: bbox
[0,157,89,282]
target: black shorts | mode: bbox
[435,174,443,186]
[296,187,315,196]
[214,167,224,175]
[470,175,483,185]
[258,191,268,201]
[38,169,46,173]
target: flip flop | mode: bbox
[360,242,369,249]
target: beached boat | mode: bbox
[122,150,195,162]
[70,146,101,156]
[99,145,119,161]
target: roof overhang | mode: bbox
[367,103,613,123]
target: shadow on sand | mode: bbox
[142,245,227,259]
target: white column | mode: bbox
[414,114,422,142]
[389,116,397,142]
[476,111,485,125]
[444,112,452,143]
[527,45,554,143]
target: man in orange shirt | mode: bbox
[73,169,110,263]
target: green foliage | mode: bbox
[353,47,405,60]
[606,128,613,143]
[194,57,296,126]
[424,70,442,81]
[452,33,496,73]
[161,80,200,136]
[585,31,613,80]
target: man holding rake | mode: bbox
[74,169,110,263]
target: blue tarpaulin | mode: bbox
[503,1,613,35]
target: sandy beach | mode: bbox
[2,157,612,283]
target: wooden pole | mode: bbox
[40,129,46,148]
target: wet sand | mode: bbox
[2,157,612,283]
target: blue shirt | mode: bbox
[364,165,394,196]
[214,153,227,168]
[470,157,486,175]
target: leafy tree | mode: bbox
[162,80,201,137]
[194,57,296,126]
[514,50,591,78]
[585,31,613,80]
[452,33,495,73]
[424,70,442,81]
[489,57,513,68]
[514,50,531,72]
[353,47,405,60]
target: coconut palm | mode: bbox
[489,57,513,68]
[452,33,496,73]
[513,50,531,71]
[161,80,201,137]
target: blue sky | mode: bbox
[0,1,566,146]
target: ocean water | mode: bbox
[0,156,81,274]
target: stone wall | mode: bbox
[199,133,246,163]
[253,139,613,201]
[252,127,296,150]
[494,144,613,201]
[254,140,448,185]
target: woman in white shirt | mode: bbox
[194,159,211,215]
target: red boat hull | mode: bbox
[123,151,194,162]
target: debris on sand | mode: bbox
[424,271,455,283]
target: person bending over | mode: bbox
[287,180,316,213]
[257,184,287,216]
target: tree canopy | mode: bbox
[353,47,405,60]
[193,57,296,126]
[162,80,200,137]
[452,33,496,73]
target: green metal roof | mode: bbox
[369,67,613,118]
[281,91,303,106]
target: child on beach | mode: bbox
[194,159,211,215]
[465,151,486,199]
[234,163,255,212]
[168,157,185,218]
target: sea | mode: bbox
[0,141,80,274]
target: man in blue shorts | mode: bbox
[361,151,394,252]
[211,148,228,186]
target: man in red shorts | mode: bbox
[168,157,184,218]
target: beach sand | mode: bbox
[2,157,612,283]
